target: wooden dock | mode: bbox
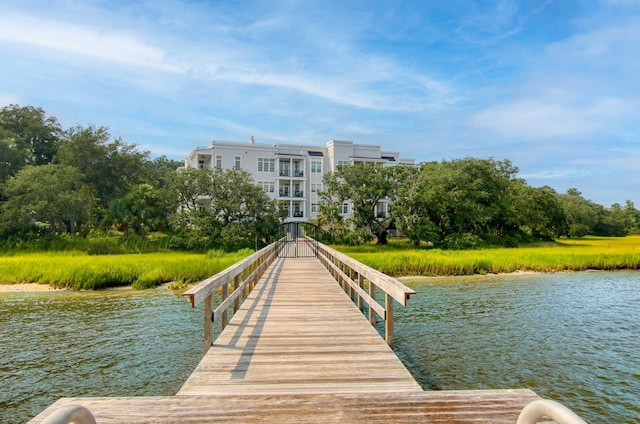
[178,258,422,395]
[29,243,545,423]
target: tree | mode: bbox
[168,167,278,251]
[0,104,62,169]
[557,189,600,237]
[108,184,167,238]
[209,167,279,250]
[146,155,184,189]
[0,129,26,189]
[321,163,402,244]
[397,158,522,248]
[55,125,149,213]
[1,165,92,238]
[512,185,568,239]
[393,166,439,246]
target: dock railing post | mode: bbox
[233,274,240,313]
[221,282,229,330]
[369,282,376,325]
[385,293,394,347]
[204,294,213,353]
[357,274,364,310]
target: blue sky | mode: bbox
[1,0,639,206]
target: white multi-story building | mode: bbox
[184,138,414,222]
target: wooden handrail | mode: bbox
[183,243,277,308]
[316,241,416,347]
[317,242,414,306]
[183,243,278,353]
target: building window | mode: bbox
[311,203,317,213]
[340,202,349,215]
[257,181,275,194]
[258,157,275,173]
[215,154,223,168]
[234,156,241,169]
[311,160,322,174]
[311,183,322,193]
[337,160,349,168]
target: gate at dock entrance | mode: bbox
[275,222,320,258]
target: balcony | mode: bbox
[292,211,304,218]
[294,191,304,198]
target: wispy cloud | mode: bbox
[0,13,185,72]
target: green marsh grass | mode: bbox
[335,236,640,277]
[0,250,252,290]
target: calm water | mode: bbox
[393,271,640,423]
[0,287,206,424]
[1,272,639,423]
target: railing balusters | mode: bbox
[184,244,278,353]
[316,242,415,348]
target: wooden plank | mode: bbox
[29,390,542,424]
[179,257,423,396]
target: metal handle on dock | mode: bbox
[40,405,97,424]
[517,399,587,424]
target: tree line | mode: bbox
[0,104,277,251]
[320,160,640,247]
[1,104,639,251]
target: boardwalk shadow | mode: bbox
[217,258,284,379]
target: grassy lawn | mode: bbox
[334,236,640,276]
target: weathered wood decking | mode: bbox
[178,257,422,395]
[29,255,543,423]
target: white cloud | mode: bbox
[0,14,186,72]
[469,97,629,139]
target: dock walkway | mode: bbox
[30,253,543,423]
[178,257,422,395]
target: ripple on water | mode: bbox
[0,289,205,424]
[394,271,640,423]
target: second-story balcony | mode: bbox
[294,191,304,198]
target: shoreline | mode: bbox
[0,283,66,292]
[0,270,609,292]
[0,282,189,292]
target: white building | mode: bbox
[184,138,414,222]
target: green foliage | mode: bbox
[1,164,93,237]
[2,104,640,253]
[0,104,62,170]
[320,163,401,244]
[55,125,149,212]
